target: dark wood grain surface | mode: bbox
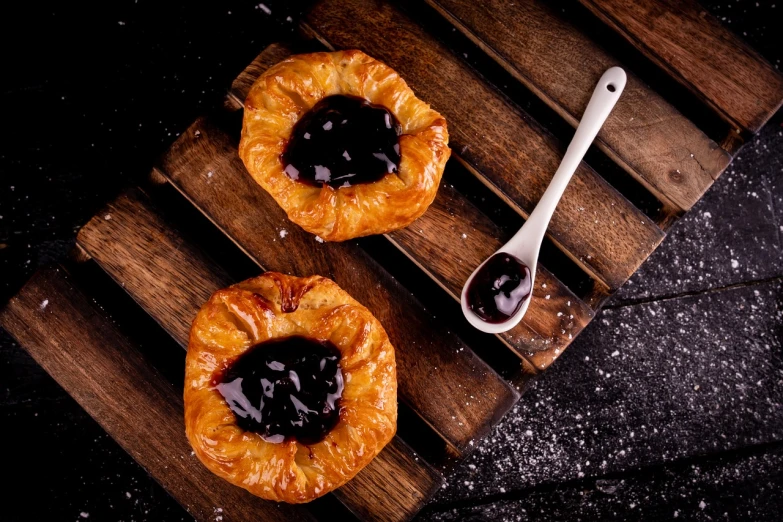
[578,0,783,134]
[422,0,731,214]
[335,438,443,522]
[0,267,314,522]
[303,0,666,291]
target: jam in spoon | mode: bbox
[461,67,627,334]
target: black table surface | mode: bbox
[1,1,781,521]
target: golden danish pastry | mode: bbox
[184,272,397,503]
[239,50,450,241]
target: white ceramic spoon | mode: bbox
[461,67,627,334]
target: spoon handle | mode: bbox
[509,67,627,260]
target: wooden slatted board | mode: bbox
[2,0,781,520]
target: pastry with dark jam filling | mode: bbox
[185,272,397,503]
[239,50,450,242]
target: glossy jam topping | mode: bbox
[466,253,532,324]
[213,336,344,445]
[282,95,402,188]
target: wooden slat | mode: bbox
[230,45,593,371]
[303,0,665,291]
[80,194,231,345]
[76,190,444,522]
[423,0,731,213]
[334,438,442,522]
[77,192,230,347]
[578,0,783,134]
[0,267,314,522]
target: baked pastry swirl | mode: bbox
[185,272,397,503]
[239,50,450,241]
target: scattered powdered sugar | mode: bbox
[104,214,112,220]
[595,479,619,494]
[430,280,783,507]
[40,299,49,310]
[279,229,288,239]
[256,3,271,14]
[614,121,783,303]
[427,448,783,520]
[315,236,324,243]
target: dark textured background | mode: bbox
[1,1,781,521]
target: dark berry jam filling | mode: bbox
[214,336,343,445]
[282,95,402,188]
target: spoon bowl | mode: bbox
[460,247,537,334]
[461,67,627,334]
